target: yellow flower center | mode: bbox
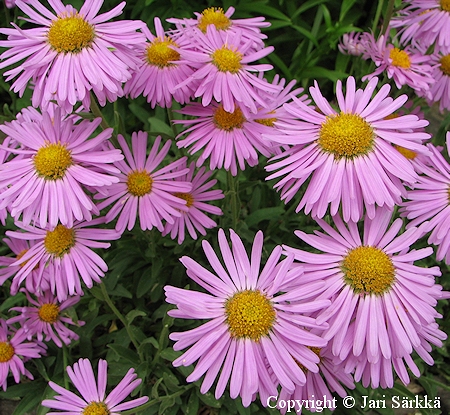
[82,402,110,415]
[44,225,75,257]
[389,48,411,69]
[38,303,60,324]
[47,14,95,54]
[0,342,14,363]
[342,246,395,295]
[174,192,194,208]
[197,7,231,32]
[213,105,246,130]
[441,0,450,11]
[126,170,153,197]
[318,113,374,159]
[255,112,277,127]
[211,46,242,73]
[146,37,180,68]
[225,290,276,341]
[34,143,73,180]
[395,145,417,160]
[440,54,450,76]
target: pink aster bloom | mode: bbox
[265,76,431,222]
[276,344,354,414]
[0,106,123,228]
[361,34,435,96]
[167,6,270,51]
[42,358,148,414]
[7,289,84,348]
[96,132,191,233]
[0,319,46,391]
[165,229,330,407]
[338,32,368,56]
[391,0,450,52]
[283,208,446,387]
[6,218,120,301]
[174,26,280,114]
[421,50,450,112]
[162,162,224,244]
[0,0,145,112]
[124,17,195,108]
[401,135,450,263]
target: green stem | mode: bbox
[166,107,178,138]
[371,0,385,33]
[62,344,69,390]
[226,170,240,230]
[121,385,194,415]
[379,0,396,38]
[99,282,144,362]
[89,93,119,147]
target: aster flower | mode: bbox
[174,26,280,114]
[0,106,123,228]
[96,132,191,233]
[265,76,431,222]
[7,289,84,348]
[165,229,330,407]
[401,135,450,263]
[276,344,354,414]
[391,0,450,52]
[283,208,446,386]
[0,319,46,391]
[168,6,270,51]
[6,218,120,301]
[162,162,224,244]
[361,34,435,96]
[124,17,195,108]
[42,358,148,414]
[0,0,145,112]
[338,32,368,56]
[421,50,450,112]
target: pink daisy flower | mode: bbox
[275,344,354,414]
[162,162,224,244]
[0,319,46,391]
[174,26,280,114]
[7,289,84,348]
[6,218,120,301]
[265,76,431,222]
[96,132,191,233]
[401,135,450,263]
[0,0,145,112]
[283,208,446,385]
[422,50,450,112]
[167,6,270,51]
[391,0,450,52]
[0,106,123,228]
[165,229,330,407]
[361,34,435,96]
[42,358,148,414]
[338,32,368,56]
[124,17,195,108]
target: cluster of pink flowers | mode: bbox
[0,0,449,414]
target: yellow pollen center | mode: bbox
[82,402,110,415]
[47,14,95,54]
[146,37,180,68]
[213,105,246,130]
[225,290,276,341]
[34,143,73,180]
[211,47,242,73]
[255,112,277,127]
[174,192,194,208]
[44,225,75,257]
[318,113,374,158]
[38,303,60,324]
[441,0,450,11]
[342,246,395,295]
[0,342,14,363]
[197,8,231,32]
[389,48,411,69]
[395,145,417,160]
[440,54,450,76]
[126,170,153,197]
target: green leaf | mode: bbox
[239,3,291,21]
[159,348,182,362]
[158,396,175,415]
[245,207,285,228]
[301,66,348,81]
[126,309,146,325]
[89,286,104,301]
[148,116,174,137]
[291,0,329,20]
[198,390,222,408]
[0,292,25,313]
[291,25,319,47]
[339,0,358,21]
[12,387,46,415]
[107,344,140,365]
[185,391,199,415]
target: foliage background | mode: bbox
[0,0,450,414]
